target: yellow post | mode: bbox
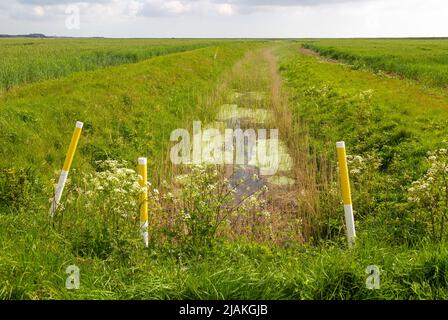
[336,141,356,247]
[138,157,149,247]
[50,121,83,216]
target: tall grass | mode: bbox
[3,40,448,300]
[3,206,448,300]
[0,43,256,194]
[0,38,230,93]
[180,46,310,244]
[280,43,448,246]
[302,39,448,88]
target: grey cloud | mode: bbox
[17,0,110,5]
[140,1,192,18]
[211,0,376,16]
[211,0,366,6]
[204,0,375,16]
[140,3,174,17]
[140,0,363,18]
[7,3,61,20]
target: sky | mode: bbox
[0,0,447,38]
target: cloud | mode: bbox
[209,0,375,15]
[17,0,110,4]
[11,0,376,19]
[216,3,234,15]
[140,0,192,17]
[3,0,144,21]
[33,5,45,15]
[198,0,376,15]
[7,3,62,21]
[122,0,144,16]
[236,0,358,7]
[216,0,364,6]
[2,0,447,38]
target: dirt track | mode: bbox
[299,47,339,64]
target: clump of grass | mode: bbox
[0,167,38,213]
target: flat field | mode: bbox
[2,38,448,299]
[0,38,229,93]
[303,39,448,87]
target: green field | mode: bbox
[2,38,448,299]
[303,39,448,88]
[0,38,230,93]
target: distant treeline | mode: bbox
[0,34,47,38]
[0,34,106,39]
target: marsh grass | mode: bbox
[3,40,448,299]
[173,47,316,244]
[0,38,227,93]
[303,39,448,88]
[279,43,448,247]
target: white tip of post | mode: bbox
[336,141,346,148]
[138,157,147,165]
[76,121,84,128]
[143,232,149,248]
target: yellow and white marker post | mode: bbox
[336,141,356,247]
[138,157,149,247]
[50,121,83,217]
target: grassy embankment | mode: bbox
[0,42,262,298]
[280,42,448,244]
[2,39,448,299]
[302,39,448,88]
[275,42,448,298]
[0,38,228,93]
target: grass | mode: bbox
[0,42,257,205]
[279,43,448,243]
[283,43,448,168]
[302,39,448,88]
[3,206,448,300]
[3,39,448,300]
[0,38,234,93]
